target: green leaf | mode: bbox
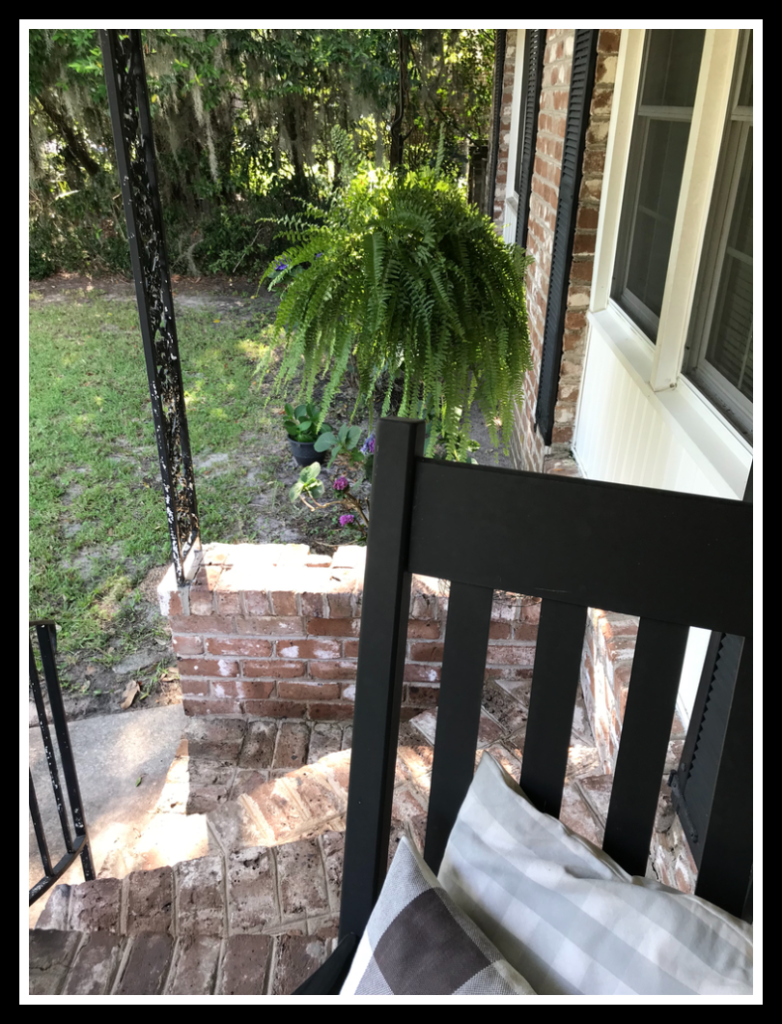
[346,426,362,449]
[298,420,312,433]
[284,403,294,417]
[337,425,349,443]
[289,481,304,503]
[300,462,322,483]
[295,404,308,419]
[311,481,325,499]
[314,432,336,452]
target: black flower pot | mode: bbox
[288,437,320,467]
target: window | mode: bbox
[684,30,753,441]
[612,30,706,341]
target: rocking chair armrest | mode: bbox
[292,932,359,995]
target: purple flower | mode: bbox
[333,476,349,491]
[274,261,287,272]
[314,252,323,259]
[360,433,376,455]
[339,514,355,527]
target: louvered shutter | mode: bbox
[535,30,598,446]
[515,30,546,251]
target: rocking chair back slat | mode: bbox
[602,618,690,876]
[423,581,495,874]
[693,638,753,919]
[520,599,588,819]
[338,418,425,942]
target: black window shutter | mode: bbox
[515,30,546,251]
[535,29,598,446]
[669,464,753,921]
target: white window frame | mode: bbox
[584,28,755,491]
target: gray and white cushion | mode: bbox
[438,753,754,996]
[340,836,536,995]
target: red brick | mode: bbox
[205,637,273,658]
[343,640,360,659]
[277,638,341,660]
[409,642,445,662]
[513,623,539,641]
[215,591,242,615]
[573,231,596,255]
[243,591,272,616]
[598,29,621,53]
[569,259,594,283]
[576,206,600,231]
[170,615,235,635]
[486,645,536,666]
[552,424,574,444]
[327,592,354,618]
[235,617,305,636]
[309,661,358,681]
[308,702,356,721]
[242,659,307,679]
[520,602,541,624]
[591,88,613,114]
[278,681,341,701]
[214,679,275,700]
[242,699,307,718]
[189,592,215,616]
[406,620,441,640]
[270,591,297,616]
[183,698,242,716]
[179,657,239,677]
[582,149,605,176]
[403,663,441,683]
[565,309,587,331]
[552,88,569,111]
[306,618,361,637]
[407,684,440,707]
[165,592,184,616]
[181,677,210,695]
[172,635,204,656]
[299,592,324,617]
[488,622,511,640]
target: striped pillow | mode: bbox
[438,754,753,996]
[340,837,536,995]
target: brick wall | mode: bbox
[159,544,540,722]
[492,30,517,224]
[502,29,621,474]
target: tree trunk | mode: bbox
[37,91,101,178]
[389,31,409,169]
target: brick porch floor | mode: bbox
[29,677,686,996]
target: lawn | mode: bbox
[28,284,353,696]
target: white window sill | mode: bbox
[586,305,752,498]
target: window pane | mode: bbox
[613,30,705,340]
[641,29,705,107]
[625,121,691,319]
[705,131,753,401]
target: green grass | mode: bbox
[29,291,289,682]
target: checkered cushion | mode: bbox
[438,753,754,996]
[340,837,536,995]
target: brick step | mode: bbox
[29,927,338,996]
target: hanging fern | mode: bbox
[258,126,534,458]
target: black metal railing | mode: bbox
[100,29,200,586]
[29,621,94,905]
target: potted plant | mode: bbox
[257,126,534,460]
[282,402,332,466]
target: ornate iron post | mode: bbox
[100,29,200,585]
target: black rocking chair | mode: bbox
[294,417,753,995]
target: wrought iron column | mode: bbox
[100,29,200,585]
